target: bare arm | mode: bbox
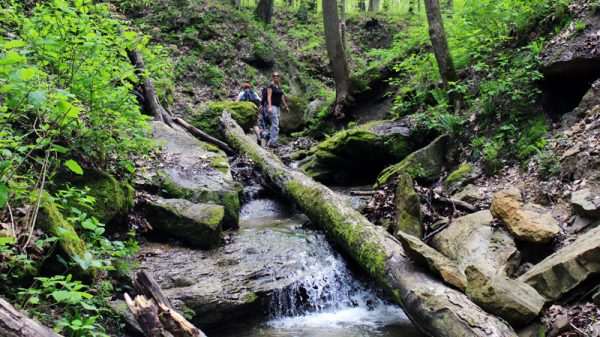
[267,87,273,113]
[282,95,290,111]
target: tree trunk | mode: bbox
[408,0,415,14]
[423,0,460,111]
[0,298,60,337]
[368,0,380,11]
[219,112,518,337]
[322,0,351,118]
[446,0,452,10]
[339,0,347,55]
[231,0,241,9]
[128,50,171,124]
[255,0,274,24]
[358,0,366,11]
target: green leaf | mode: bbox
[0,237,15,246]
[28,296,40,304]
[28,90,47,106]
[51,144,69,154]
[65,159,83,175]
[17,67,41,81]
[3,40,28,49]
[81,219,96,230]
[0,183,8,208]
[0,161,10,175]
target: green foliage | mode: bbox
[536,148,560,181]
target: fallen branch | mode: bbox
[350,190,376,196]
[125,271,206,337]
[219,112,517,337]
[173,117,234,156]
[0,297,60,337]
[435,195,479,213]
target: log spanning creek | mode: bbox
[206,194,423,337]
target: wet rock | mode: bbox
[305,97,328,121]
[152,122,240,228]
[136,225,338,327]
[465,266,545,328]
[430,210,520,276]
[375,134,448,187]
[566,215,596,234]
[518,225,600,301]
[452,184,484,204]
[393,174,422,237]
[300,120,415,185]
[396,231,467,291]
[141,197,223,249]
[491,188,560,243]
[444,162,480,194]
[517,322,547,337]
[571,188,600,218]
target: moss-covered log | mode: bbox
[220,112,517,337]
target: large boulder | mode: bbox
[396,231,467,291]
[300,120,416,185]
[141,197,224,249]
[393,174,422,237]
[135,225,346,327]
[279,95,309,134]
[431,210,520,276]
[518,224,600,301]
[375,134,448,187]
[541,9,600,77]
[465,266,545,328]
[152,122,240,229]
[187,101,258,138]
[491,188,560,243]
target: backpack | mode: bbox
[240,89,260,107]
[260,85,269,107]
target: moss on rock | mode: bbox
[393,174,422,237]
[445,162,478,194]
[301,123,413,185]
[375,134,449,188]
[79,172,133,224]
[188,101,258,138]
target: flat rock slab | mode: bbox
[491,188,560,243]
[136,223,336,327]
[431,210,520,276]
[152,122,240,228]
[141,197,223,249]
[465,266,545,328]
[518,225,600,301]
[571,188,600,218]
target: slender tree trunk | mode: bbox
[255,0,274,24]
[219,112,519,337]
[423,0,460,111]
[339,0,347,53]
[322,0,352,118]
[358,0,366,11]
[408,0,415,14]
[231,0,241,8]
[446,0,452,9]
[368,0,380,11]
[417,0,421,12]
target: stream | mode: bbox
[203,192,423,337]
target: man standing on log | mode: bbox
[265,72,290,148]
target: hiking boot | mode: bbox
[268,141,280,148]
[256,135,261,145]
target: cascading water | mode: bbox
[208,187,423,337]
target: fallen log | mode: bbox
[220,112,517,337]
[125,271,206,337]
[172,117,235,156]
[0,297,60,337]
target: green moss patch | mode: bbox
[188,101,258,138]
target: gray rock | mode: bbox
[541,13,600,76]
[518,224,600,301]
[431,210,520,276]
[141,197,223,248]
[571,188,600,218]
[135,225,341,327]
[152,122,240,228]
[465,266,545,328]
[396,231,467,291]
[445,163,480,195]
[452,184,484,204]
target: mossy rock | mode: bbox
[73,171,133,224]
[187,101,258,138]
[393,174,422,237]
[36,195,96,278]
[141,197,223,249]
[375,134,449,188]
[444,162,479,195]
[300,120,414,185]
[280,95,309,134]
